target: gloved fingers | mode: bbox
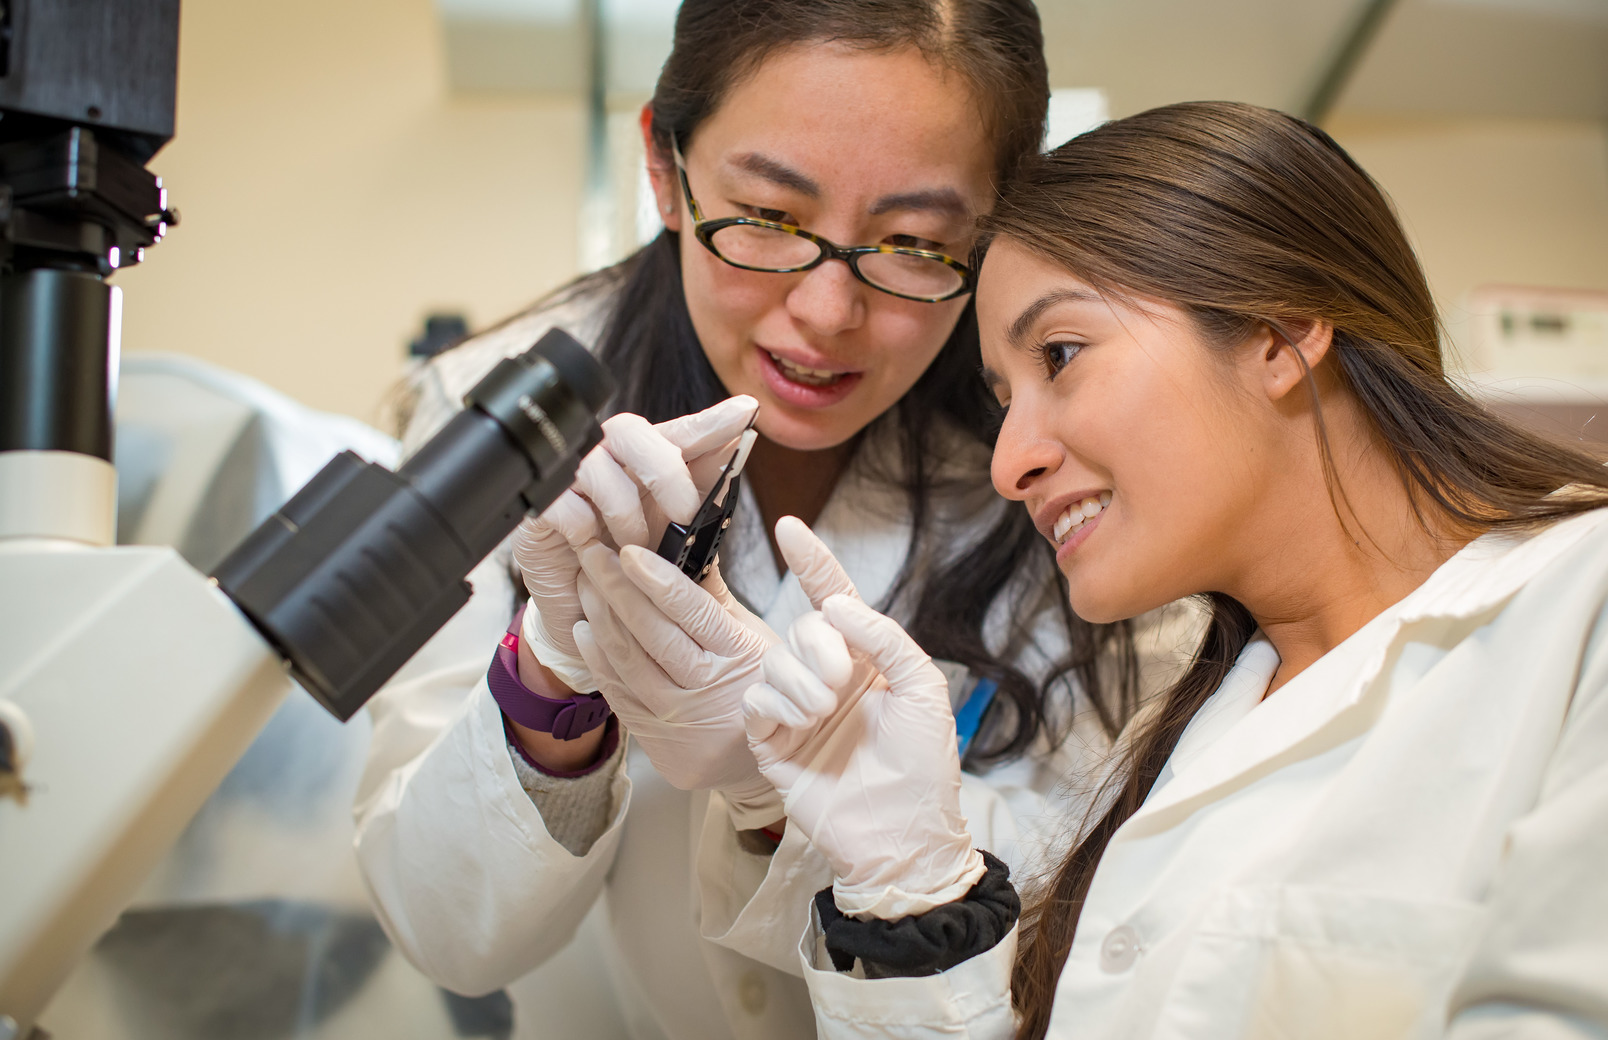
[574,448,649,548]
[530,488,603,551]
[617,545,758,659]
[741,680,816,734]
[578,544,726,690]
[510,511,587,656]
[601,413,702,527]
[775,516,860,610]
[686,437,740,499]
[822,595,941,694]
[742,682,822,774]
[512,509,575,576]
[655,395,759,460]
[760,640,839,723]
[786,611,855,690]
[575,571,681,716]
[741,684,783,746]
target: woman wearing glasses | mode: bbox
[355,1,1182,1037]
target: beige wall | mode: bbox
[114,0,1608,425]
[112,0,587,430]
[1326,115,1608,372]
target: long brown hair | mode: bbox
[982,101,1608,1039]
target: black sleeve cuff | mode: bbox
[813,850,1019,978]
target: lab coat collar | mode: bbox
[1121,507,1608,839]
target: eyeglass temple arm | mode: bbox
[668,133,705,224]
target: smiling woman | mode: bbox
[761,100,1608,1040]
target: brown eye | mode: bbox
[742,205,795,224]
[885,233,946,252]
[1036,341,1083,379]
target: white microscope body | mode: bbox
[0,457,294,1032]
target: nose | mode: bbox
[784,259,866,338]
[991,403,1063,502]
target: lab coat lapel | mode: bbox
[1121,620,1393,840]
[1119,508,1608,842]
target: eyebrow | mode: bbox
[730,153,820,197]
[1007,289,1103,350]
[869,188,970,219]
[728,153,971,219]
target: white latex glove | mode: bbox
[511,395,757,692]
[744,590,986,920]
[571,515,858,830]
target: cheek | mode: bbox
[862,300,962,381]
[1072,392,1250,616]
[680,243,785,360]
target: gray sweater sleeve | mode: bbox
[505,732,628,857]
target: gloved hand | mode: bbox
[571,516,857,830]
[744,573,985,920]
[511,396,758,692]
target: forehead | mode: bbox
[976,240,1096,345]
[690,42,996,206]
[976,239,1188,357]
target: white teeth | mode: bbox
[1053,511,1074,542]
[770,351,845,386]
[1052,494,1110,544]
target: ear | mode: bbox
[640,103,683,233]
[1259,320,1335,403]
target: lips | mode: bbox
[1050,491,1111,545]
[756,346,863,408]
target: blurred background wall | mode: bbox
[111,0,588,430]
[113,0,1608,424]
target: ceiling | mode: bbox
[433,0,1608,122]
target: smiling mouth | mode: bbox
[1053,491,1112,544]
[767,350,849,387]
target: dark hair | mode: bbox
[982,100,1608,1039]
[580,0,1136,764]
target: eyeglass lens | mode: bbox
[707,223,964,299]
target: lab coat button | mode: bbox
[1099,925,1142,973]
[738,970,768,1015]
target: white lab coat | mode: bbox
[801,507,1608,1040]
[353,282,1194,1040]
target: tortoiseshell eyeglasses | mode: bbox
[670,135,974,303]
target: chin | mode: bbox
[754,409,866,453]
[1064,583,1147,626]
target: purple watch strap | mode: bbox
[506,713,620,777]
[488,627,612,740]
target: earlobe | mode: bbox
[639,102,682,232]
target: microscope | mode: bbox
[0,3,614,1034]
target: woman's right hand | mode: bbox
[511,395,759,694]
[744,553,985,921]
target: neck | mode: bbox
[745,435,858,569]
[1231,421,1474,697]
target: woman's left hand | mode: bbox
[744,589,986,921]
[571,517,859,831]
